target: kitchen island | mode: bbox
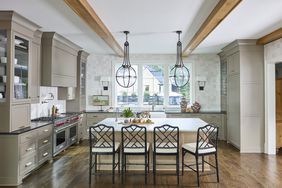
[92,118,209,171]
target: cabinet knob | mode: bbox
[25,162,32,167]
[43,152,49,157]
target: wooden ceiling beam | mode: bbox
[64,0,123,56]
[257,28,282,45]
[183,0,242,56]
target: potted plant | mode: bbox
[121,108,135,123]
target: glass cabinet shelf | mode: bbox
[14,35,29,100]
[0,29,7,100]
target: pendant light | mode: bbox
[116,31,137,88]
[169,31,190,87]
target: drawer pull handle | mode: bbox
[43,152,49,157]
[44,129,49,132]
[43,140,49,144]
[25,162,32,167]
[26,147,33,152]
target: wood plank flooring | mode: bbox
[13,141,282,188]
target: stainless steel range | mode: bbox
[53,114,80,156]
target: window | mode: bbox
[143,65,164,105]
[114,63,192,108]
[116,65,138,106]
[169,64,191,105]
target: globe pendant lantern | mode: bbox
[116,31,137,88]
[169,31,190,87]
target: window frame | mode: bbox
[112,59,195,110]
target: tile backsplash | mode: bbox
[31,86,66,119]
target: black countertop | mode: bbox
[0,112,84,135]
[0,121,53,135]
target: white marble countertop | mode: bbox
[92,118,208,132]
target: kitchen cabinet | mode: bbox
[58,87,76,100]
[0,123,53,186]
[220,40,264,153]
[77,113,85,142]
[41,32,81,87]
[30,30,42,104]
[0,11,40,132]
[11,103,31,131]
[64,50,89,111]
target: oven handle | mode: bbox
[55,122,78,132]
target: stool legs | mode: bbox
[182,150,185,176]
[112,153,115,184]
[89,153,92,185]
[195,155,200,187]
[202,156,204,172]
[176,154,179,184]
[215,153,219,182]
[145,153,147,184]
[153,152,156,184]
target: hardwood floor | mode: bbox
[14,141,282,188]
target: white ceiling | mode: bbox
[0,0,281,55]
[89,0,209,54]
[195,0,282,53]
[0,0,114,54]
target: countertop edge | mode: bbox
[0,121,53,135]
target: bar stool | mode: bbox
[89,124,120,184]
[121,124,150,184]
[182,124,219,187]
[153,124,180,185]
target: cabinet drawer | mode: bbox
[20,141,36,158]
[20,154,36,176]
[19,130,37,144]
[38,135,52,148]
[37,125,53,138]
[38,145,52,165]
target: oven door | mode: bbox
[53,127,67,156]
[68,122,78,145]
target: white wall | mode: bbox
[86,54,221,112]
[30,87,66,119]
[264,38,282,154]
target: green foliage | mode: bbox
[121,108,135,118]
[144,91,150,97]
[122,91,128,97]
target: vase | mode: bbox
[180,97,187,113]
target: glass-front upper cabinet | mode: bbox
[14,35,29,100]
[0,29,7,101]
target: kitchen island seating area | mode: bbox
[89,124,121,184]
[182,124,219,187]
[88,118,219,186]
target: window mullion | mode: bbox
[164,65,169,108]
[138,64,143,106]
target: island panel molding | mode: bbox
[257,28,282,45]
[183,0,242,56]
[64,0,123,57]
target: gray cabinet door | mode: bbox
[30,41,40,103]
